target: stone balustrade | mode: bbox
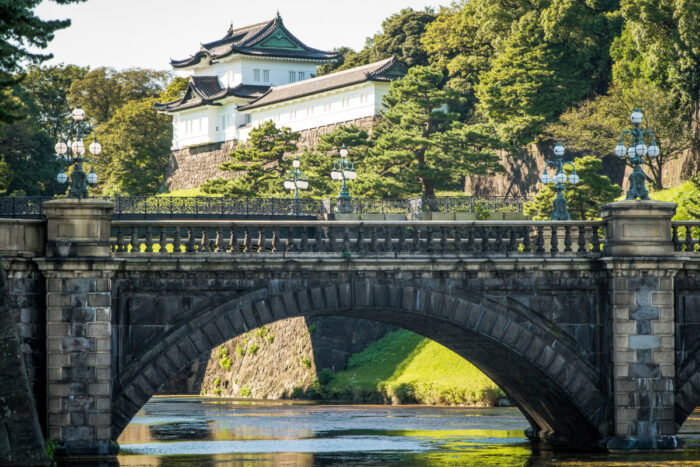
[109,220,605,256]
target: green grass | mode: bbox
[158,188,220,197]
[323,330,504,406]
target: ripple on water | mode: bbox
[120,436,432,455]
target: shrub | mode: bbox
[301,358,311,369]
[219,356,232,371]
[235,343,245,357]
[240,385,252,397]
[317,368,335,385]
[249,342,260,356]
[213,377,220,387]
[265,333,275,344]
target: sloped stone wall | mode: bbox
[161,116,378,193]
[160,316,394,398]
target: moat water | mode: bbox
[114,396,700,466]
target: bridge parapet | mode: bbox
[109,219,605,257]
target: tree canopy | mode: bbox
[0,0,86,124]
[68,67,170,126]
[318,8,437,75]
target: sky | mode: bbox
[33,0,444,71]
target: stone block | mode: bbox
[87,413,110,427]
[614,321,636,335]
[62,425,95,442]
[615,364,629,377]
[88,382,110,396]
[629,306,659,321]
[652,321,673,335]
[47,322,70,337]
[96,426,111,440]
[87,293,111,307]
[652,292,673,306]
[628,335,660,350]
[614,293,636,306]
[652,350,674,364]
[47,383,70,397]
[62,336,92,353]
[47,294,70,307]
[661,364,675,377]
[614,350,636,363]
[87,322,110,338]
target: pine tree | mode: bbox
[202,121,299,197]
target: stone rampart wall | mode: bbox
[161,116,378,192]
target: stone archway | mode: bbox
[110,280,610,449]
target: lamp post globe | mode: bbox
[330,144,357,214]
[54,107,101,199]
[283,155,308,206]
[612,108,659,200]
[539,142,576,220]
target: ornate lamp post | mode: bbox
[539,142,579,220]
[330,144,357,214]
[54,106,100,199]
[283,155,309,199]
[613,108,660,200]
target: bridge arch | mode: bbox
[111,280,610,448]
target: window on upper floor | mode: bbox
[245,114,252,125]
[324,102,331,112]
[342,98,350,108]
[263,70,270,82]
[290,109,297,120]
[298,71,306,80]
[360,94,368,104]
[307,106,313,116]
[289,71,296,83]
[254,69,261,82]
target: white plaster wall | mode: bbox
[189,56,318,87]
[172,108,211,149]
[239,81,391,141]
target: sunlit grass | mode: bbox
[326,330,504,405]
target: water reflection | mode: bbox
[112,397,700,466]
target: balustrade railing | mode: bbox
[110,220,605,257]
[672,222,700,253]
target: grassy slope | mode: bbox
[324,330,504,406]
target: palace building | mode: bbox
[155,13,407,150]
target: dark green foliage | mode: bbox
[0,0,86,124]
[68,67,171,126]
[202,120,300,197]
[524,156,622,220]
[612,0,700,104]
[22,64,88,140]
[370,66,503,197]
[318,8,437,75]
[98,97,172,195]
[0,85,63,196]
[547,80,697,190]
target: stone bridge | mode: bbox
[2,198,700,461]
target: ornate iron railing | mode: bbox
[108,196,323,219]
[0,197,53,218]
[672,222,700,253]
[110,220,605,257]
[0,196,530,219]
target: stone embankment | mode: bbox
[160,316,394,398]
